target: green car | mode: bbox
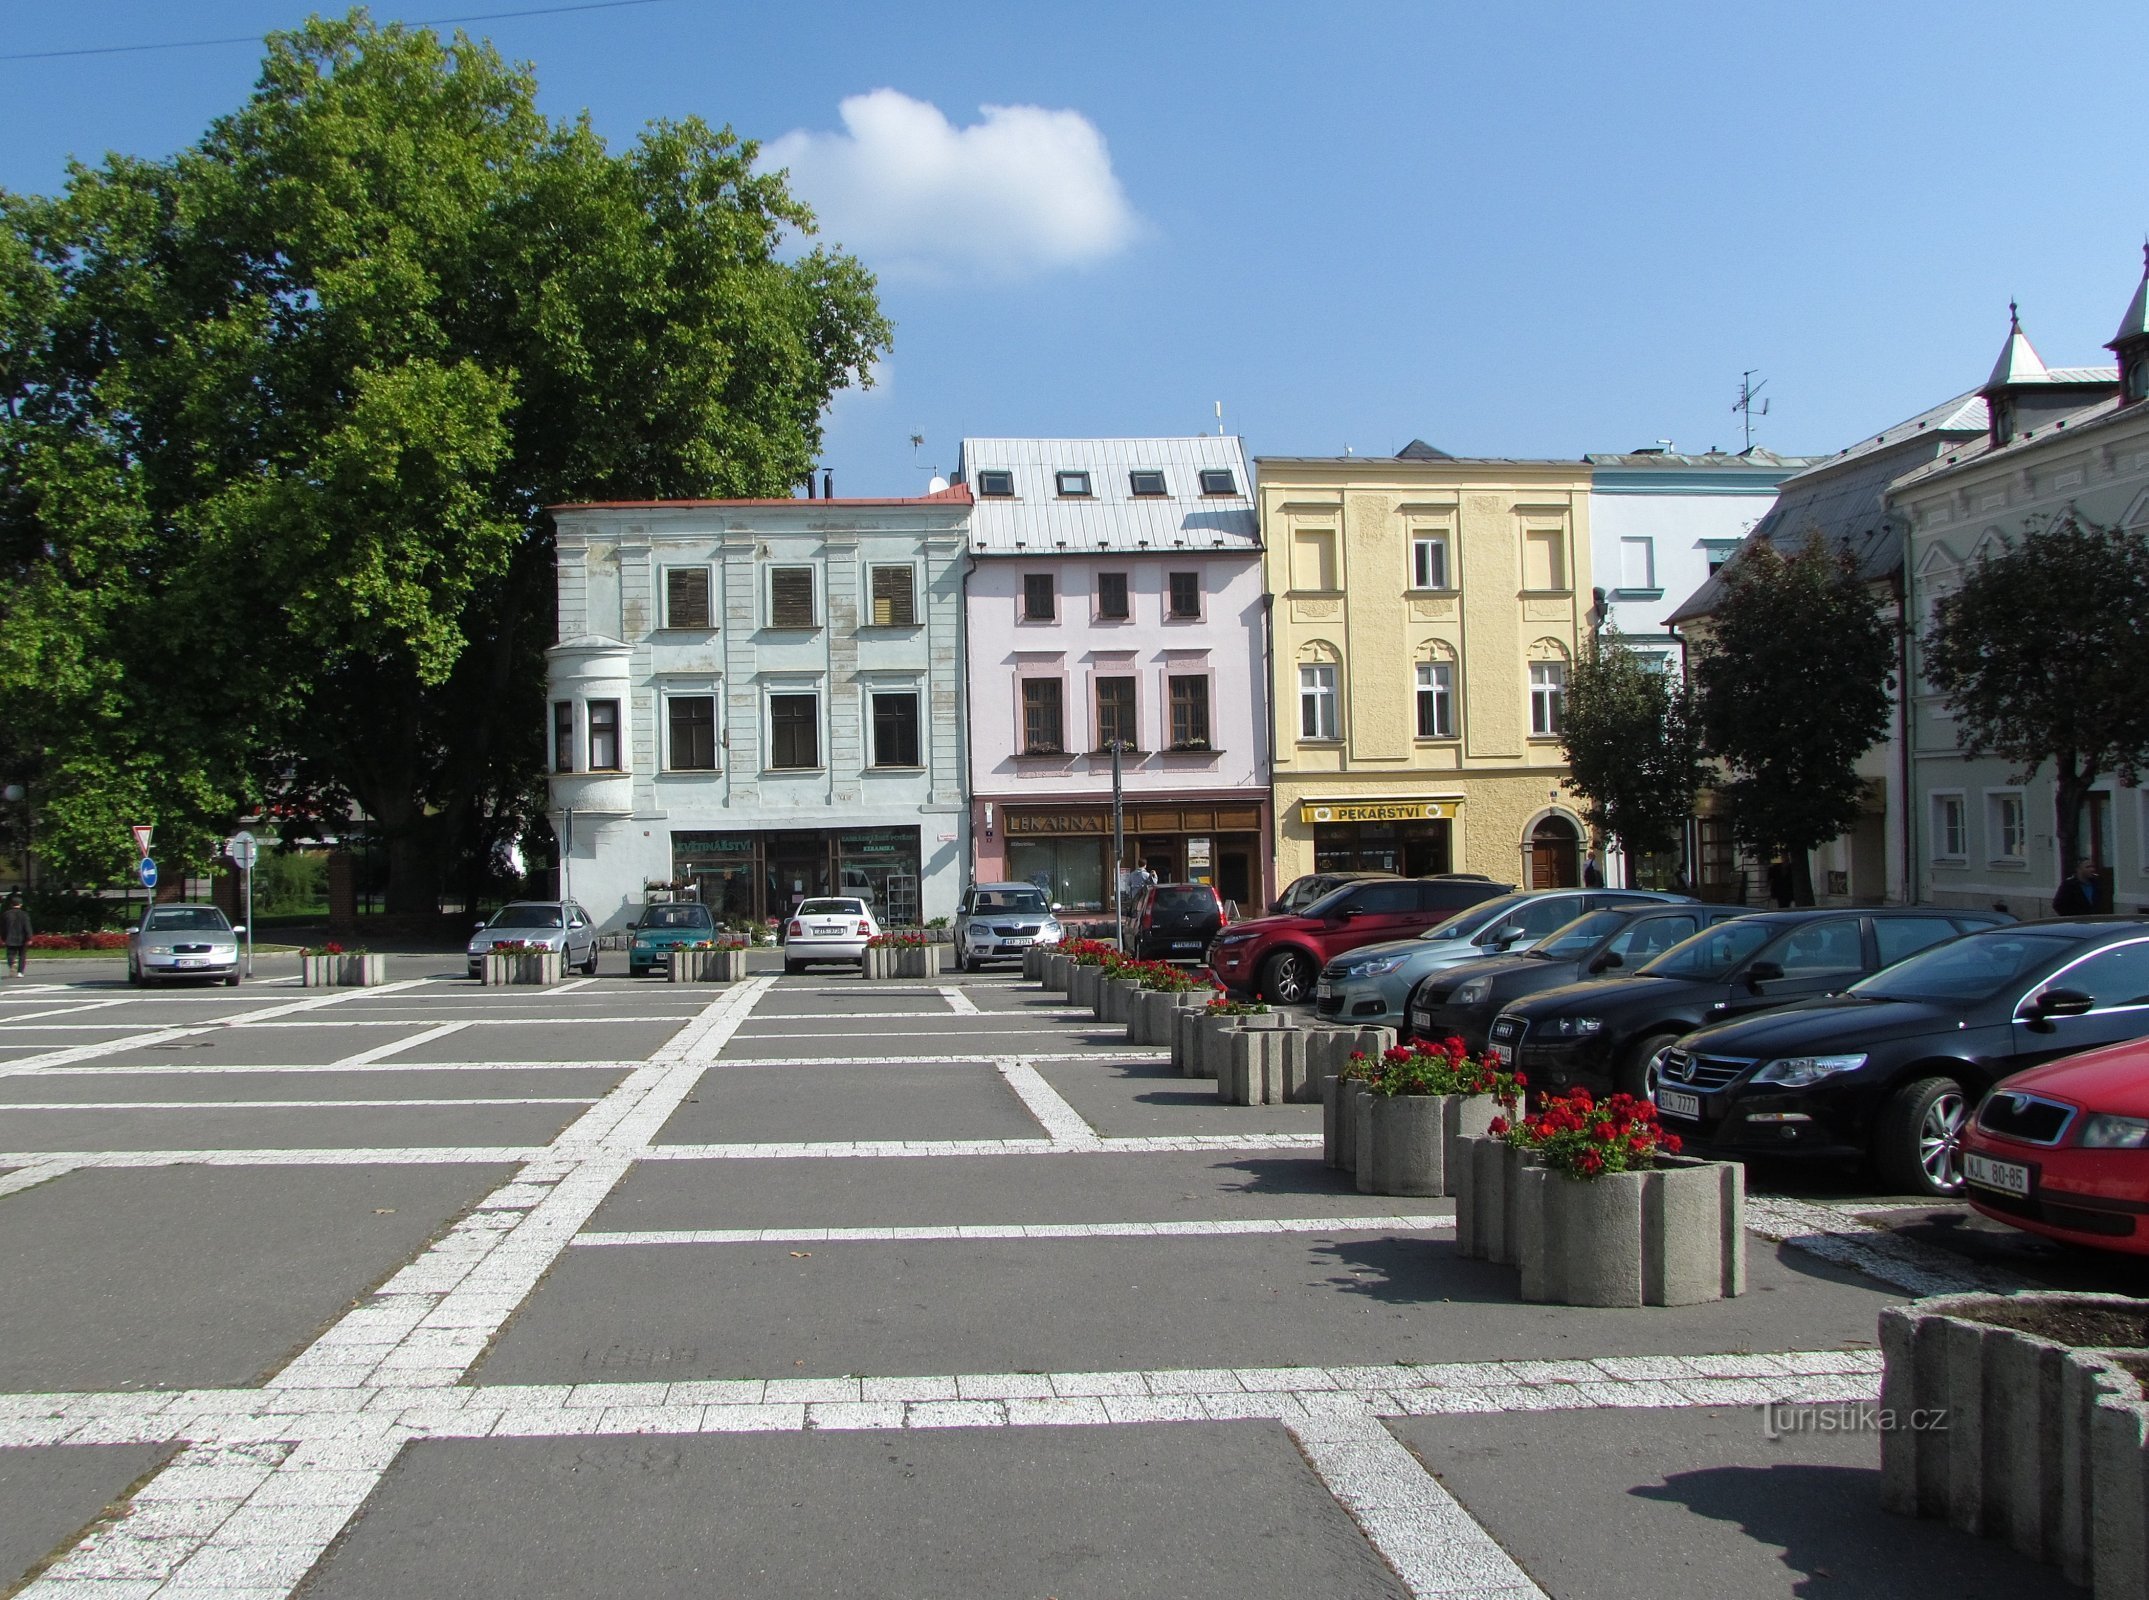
[627,901,719,975]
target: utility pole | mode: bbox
[1110,741,1126,951]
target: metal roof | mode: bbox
[954,437,1259,555]
[1984,308,2052,390]
[2110,247,2149,350]
[1887,393,2130,495]
[548,485,972,513]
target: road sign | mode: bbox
[131,824,153,857]
[227,830,258,871]
[137,857,158,889]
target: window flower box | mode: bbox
[483,950,564,986]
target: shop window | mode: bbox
[1096,571,1130,621]
[1095,675,1138,750]
[1167,571,1201,619]
[663,566,712,629]
[1022,678,1065,754]
[769,693,819,769]
[870,691,920,768]
[1169,675,1211,749]
[770,566,816,628]
[1008,836,1107,912]
[1022,573,1056,622]
[552,701,575,774]
[868,565,916,627]
[667,695,717,771]
[1300,663,1339,739]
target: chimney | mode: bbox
[823,469,833,499]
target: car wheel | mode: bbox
[782,958,802,975]
[1260,948,1316,1005]
[128,960,143,988]
[1620,1032,1681,1099]
[224,972,241,987]
[1875,1076,1971,1197]
[581,947,599,976]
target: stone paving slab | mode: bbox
[0,1069,628,1105]
[653,1063,1045,1145]
[297,1424,1410,1600]
[0,1104,586,1153]
[0,1442,179,1591]
[0,1164,514,1393]
[1034,1057,1321,1137]
[1389,1402,2077,1598]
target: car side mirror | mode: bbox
[1590,951,1622,973]
[475,921,486,930]
[2031,986,2095,1019]
[1492,924,1527,946]
[1051,903,1063,913]
[1746,960,1785,991]
[231,925,247,936]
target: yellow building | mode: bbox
[1255,444,1593,890]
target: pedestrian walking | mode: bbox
[1766,857,1794,909]
[1582,856,1605,889]
[2054,858,2102,916]
[2,892,29,977]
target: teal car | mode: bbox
[628,901,719,975]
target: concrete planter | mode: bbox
[336,953,386,987]
[1177,1011,1285,1082]
[1128,988,1203,1046]
[482,951,563,986]
[300,954,333,987]
[1098,974,1140,1024]
[1514,1156,1745,1307]
[1454,1136,1541,1265]
[1323,1075,1373,1171]
[864,945,944,979]
[1353,1092,1500,1198]
[1880,1291,2149,1591]
[1069,963,1104,1010]
[1023,947,1045,982]
[1220,1025,1315,1106]
[667,948,747,983]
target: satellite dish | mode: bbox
[928,475,949,493]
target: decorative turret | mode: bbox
[2109,244,2149,407]
[1981,301,2052,447]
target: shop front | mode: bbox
[984,800,1267,915]
[672,826,924,926]
[1298,799,1458,876]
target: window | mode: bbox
[1095,675,1137,750]
[552,701,575,774]
[1128,469,1166,496]
[1299,664,1338,740]
[1703,540,1741,575]
[770,566,816,628]
[1345,882,1420,915]
[587,699,622,771]
[1169,675,1211,748]
[1529,662,1565,736]
[1989,792,2026,861]
[663,567,712,629]
[1292,529,1337,591]
[1523,528,1567,591]
[1618,537,1656,591]
[1411,534,1449,590]
[1022,573,1056,622]
[1875,917,1956,968]
[2053,941,2149,1009]
[1932,793,1967,860]
[975,469,1015,497]
[1096,571,1130,621]
[666,695,717,771]
[1021,678,1064,754]
[1198,468,1237,495]
[1055,470,1093,497]
[868,565,915,627]
[870,691,920,768]
[1167,571,1201,619]
[1416,661,1455,738]
[1637,651,1672,676]
[1768,918,1864,981]
[769,693,819,769]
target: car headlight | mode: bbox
[1339,954,1409,977]
[1042,919,1062,936]
[1539,1016,1604,1038]
[1449,975,1494,1007]
[146,944,174,955]
[1751,1053,1867,1088]
[2078,1113,2149,1149]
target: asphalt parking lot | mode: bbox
[0,951,2097,1597]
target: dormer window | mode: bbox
[1198,468,1237,495]
[1055,470,1093,498]
[1991,395,2018,448]
[1128,469,1166,496]
[976,469,1015,497]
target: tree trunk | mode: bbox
[2054,766,2087,881]
[1791,851,1816,906]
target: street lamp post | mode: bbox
[1110,741,1126,952]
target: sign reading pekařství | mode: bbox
[1300,800,1458,824]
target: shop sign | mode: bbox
[1301,800,1457,824]
[1006,810,1109,835]
[1186,836,1213,868]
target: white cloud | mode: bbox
[763,89,1139,280]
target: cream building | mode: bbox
[1254,443,1593,891]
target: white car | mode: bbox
[466,900,600,978]
[782,897,878,973]
[952,882,1063,971]
[128,904,244,986]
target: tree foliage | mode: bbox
[1923,513,2149,874]
[1691,535,1895,872]
[0,11,891,905]
[1559,628,1705,882]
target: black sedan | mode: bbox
[1487,907,2008,1100]
[1654,918,2149,1197]
[1405,903,1752,1055]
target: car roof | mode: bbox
[971,882,1047,892]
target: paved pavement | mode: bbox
[0,954,2093,1596]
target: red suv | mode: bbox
[1207,876,1513,1004]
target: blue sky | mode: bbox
[5,0,2145,495]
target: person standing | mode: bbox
[1766,857,1795,909]
[1582,856,1605,889]
[2,893,29,977]
[2054,858,2102,916]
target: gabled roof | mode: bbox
[954,436,1258,556]
[1395,438,1453,460]
[1888,392,2134,495]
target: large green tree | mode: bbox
[1691,534,1896,899]
[0,11,890,908]
[1923,512,2149,878]
[1559,628,1705,885]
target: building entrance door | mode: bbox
[767,833,829,921]
[1527,816,1581,889]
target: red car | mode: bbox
[1963,1036,2149,1255]
[1206,876,1510,1005]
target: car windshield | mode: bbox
[1529,910,1628,960]
[1638,920,1775,981]
[490,905,563,929]
[972,889,1050,914]
[1416,899,1514,942]
[146,907,230,932]
[639,905,714,930]
[799,899,865,917]
[1850,931,2074,1003]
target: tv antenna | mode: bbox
[1213,401,1224,437]
[1733,371,1770,451]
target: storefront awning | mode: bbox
[1300,799,1458,824]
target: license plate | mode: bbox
[174,958,207,968]
[1657,1089,1701,1120]
[1172,941,1201,952]
[810,924,847,936]
[1966,1152,2031,1197]
[1316,981,1335,1000]
[1487,1042,1511,1067]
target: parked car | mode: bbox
[1208,876,1513,1005]
[1317,888,1694,1026]
[1269,870,1396,917]
[1489,907,2009,1101]
[127,903,244,987]
[1964,1030,2149,1253]
[952,883,1063,972]
[782,896,879,973]
[1405,902,1750,1053]
[467,900,600,978]
[1652,919,2149,1199]
[1127,882,1227,962]
[627,901,718,977]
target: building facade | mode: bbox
[544,487,972,932]
[956,438,1272,915]
[1254,444,1593,890]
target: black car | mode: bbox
[1488,907,2010,1099]
[1405,903,1753,1054]
[1655,918,2149,1197]
[1127,882,1227,962]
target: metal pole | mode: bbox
[1111,741,1125,952]
[243,862,254,979]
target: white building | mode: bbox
[543,486,973,932]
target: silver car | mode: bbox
[953,882,1064,972]
[467,900,599,978]
[128,903,244,986]
[1314,890,1694,1025]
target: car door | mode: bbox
[567,903,593,963]
[2010,937,2149,1069]
[1323,881,1424,955]
[1477,893,1588,955]
[1594,911,1704,976]
[1726,917,1865,1018]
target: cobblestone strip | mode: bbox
[1745,1195,2031,1296]
[570,1214,1454,1246]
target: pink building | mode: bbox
[957,438,1272,915]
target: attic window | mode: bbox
[976,470,1015,497]
[1129,469,1167,496]
[1055,470,1093,498]
[1198,468,1237,495]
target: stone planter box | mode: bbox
[1323,1076,1368,1170]
[1880,1291,2149,1591]
[1127,988,1203,1046]
[1069,963,1104,1010]
[301,953,386,987]
[1354,1092,1500,1198]
[1220,1025,1315,1106]
[1454,1135,1541,1266]
[482,950,564,986]
[1303,1025,1394,1097]
[1514,1156,1745,1307]
[1175,1010,1286,1080]
[667,948,747,983]
[864,945,944,979]
[1097,974,1140,1024]
[1023,946,1046,983]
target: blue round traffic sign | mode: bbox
[138,857,158,889]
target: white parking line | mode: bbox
[937,985,979,1015]
[0,1098,596,1111]
[573,1215,1452,1247]
[328,1021,472,1067]
[995,1060,1098,1146]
